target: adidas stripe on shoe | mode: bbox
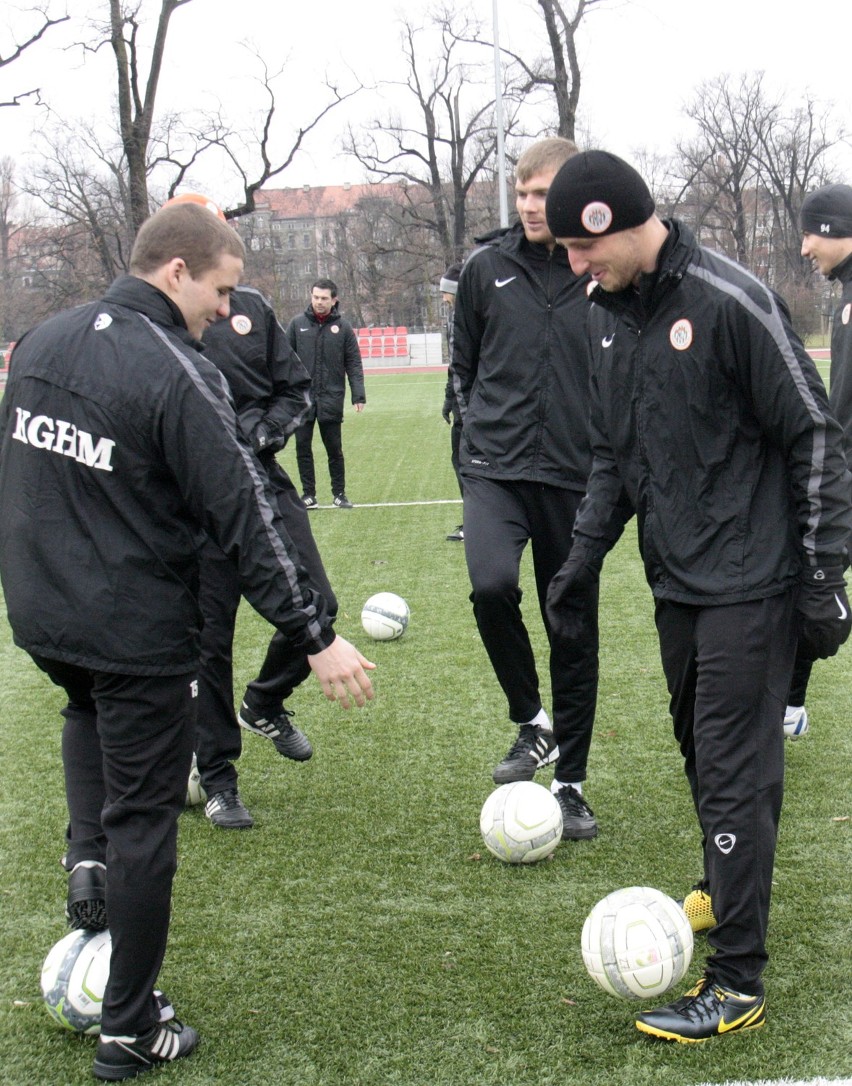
[93,1019,199,1080]
[492,724,557,784]
[238,703,313,760]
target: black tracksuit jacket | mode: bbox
[0,276,335,675]
[451,222,593,492]
[574,220,852,604]
[202,285,312,456]
[286,303,365,424]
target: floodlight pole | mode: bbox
[492,0,509,228]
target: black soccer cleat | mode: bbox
[333,493,354,509]
[238,703,313,761]
[553,785,598,839]
[66,860,108,932]
[302,494,318,509]
[635,975,766,1043]
[446,524,464,542]
[204,789,254,829]
[492,724,558,784]
[93,1018,199,1080]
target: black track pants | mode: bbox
[32,655,195,1037]
[462,475,598,782]
[654,590,796,995]
[197,459,337,792]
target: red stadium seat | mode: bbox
[395,326,408,336]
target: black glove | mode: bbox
[252,424,285,456]
[797,562,852,660]
[441,397,453,424]
[546,544,604,641]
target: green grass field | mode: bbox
[1,370,850,1086]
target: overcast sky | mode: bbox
[3,0,851,199]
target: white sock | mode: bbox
[521,708,552,732]
[551,780,582,795]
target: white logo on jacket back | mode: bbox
[12,407,116,472]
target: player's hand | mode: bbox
[441,397,453,424]
[546,547,603,641]
[797,563,851,659]
[308,635,376,708]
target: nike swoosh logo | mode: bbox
[835,593,849,621]
[495,277,516,288]
[299,327,310,331]
[718,1003,763,1033]
[602,334,614,348]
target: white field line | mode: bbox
[312,499,463,509]
[692,1078,852,1086]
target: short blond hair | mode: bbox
[130,203,245,279]
[516,137,578,183]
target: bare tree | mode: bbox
[488,0,611,141]
[0,4,69,109]
[676,73,769,265]
[202,52,360,221]
[97,0,193,232]
[751,95,843,284]
[344,7,514,268]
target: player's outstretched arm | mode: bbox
[309,635,376,709]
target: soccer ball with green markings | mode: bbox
[41,928,111,1033]
[581,886,693,1000]
[479,781,563,864]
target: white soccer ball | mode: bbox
[479,781,563,864]
[581,886,693,1000]
[41,928,112,1033]
[361,592,410,641]
[185,752,207,807]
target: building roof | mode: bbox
[255,182,408,220]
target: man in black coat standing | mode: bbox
[0,204,375,1080]
[289,278,365,509]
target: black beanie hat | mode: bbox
[800,184,852,238]
[545,150,655,239]
[440,263,462,295]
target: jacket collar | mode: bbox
[305,302,341,324]
[104,275,203,349]
[589,219,694,321]
[829,249,852,285]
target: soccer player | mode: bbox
[544,150,852,1041]
[451,137,610,839]
[0,202,374,1079]
[783,183,852,738]
[290,279,365,509]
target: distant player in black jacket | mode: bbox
[545,151,851,1044]
[289,279,365,508]
[0,203,374,1080]
[450,137,605,840]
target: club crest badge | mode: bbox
[669,319,693,351]
[231,315,252,335]
[581,202,613,235]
